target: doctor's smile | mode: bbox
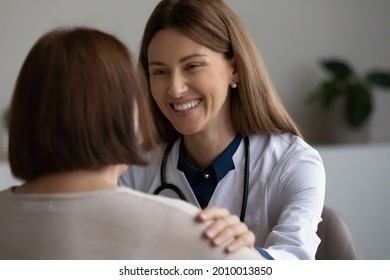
[171,98,202,112]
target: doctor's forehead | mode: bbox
[147,28,213,63]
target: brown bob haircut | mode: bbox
[139,0,302,143]
[9,27,157,181]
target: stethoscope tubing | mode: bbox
[240,136,249,222]
[154,136,249,222]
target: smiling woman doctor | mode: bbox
[119,0,325,260]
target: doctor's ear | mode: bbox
[230,57,239,83]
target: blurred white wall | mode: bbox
[316,144,390,259]
[1,0,390,143]
[0,0,159,135]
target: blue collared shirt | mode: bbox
[177,134,242,209]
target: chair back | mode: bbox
[316,206,362,260]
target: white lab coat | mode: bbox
[119,133,326,259]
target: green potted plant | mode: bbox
[309,58,390,128]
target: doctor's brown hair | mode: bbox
[8,27,157,181]
[139,0,302,142]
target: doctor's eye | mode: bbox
[185,62,206,72]
[149,68,169,77]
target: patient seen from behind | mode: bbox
[0,27,262,260]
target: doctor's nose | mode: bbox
[168,73,188,98]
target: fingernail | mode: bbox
[226,245,235,252]
[205,229,215,238]
[198,213,207,220]
[197,212,208,221]
[213,237,222,245]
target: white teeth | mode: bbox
[173,99,200,111]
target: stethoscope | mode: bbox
[153,136,250,222]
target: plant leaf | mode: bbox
[321,59,353,80]
[319,81,338,109]
[345,84,372,127]
[366,71,390,88]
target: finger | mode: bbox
[210,220,248,246]
[203,214,240,239]
[196,207,230,222]
[225,231,256,253]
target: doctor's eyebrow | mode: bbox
[148,54,208,66]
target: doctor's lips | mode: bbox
[171,98,202,112]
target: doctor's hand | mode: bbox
[196,207,256,254]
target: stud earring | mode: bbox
[230,81,238,89]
